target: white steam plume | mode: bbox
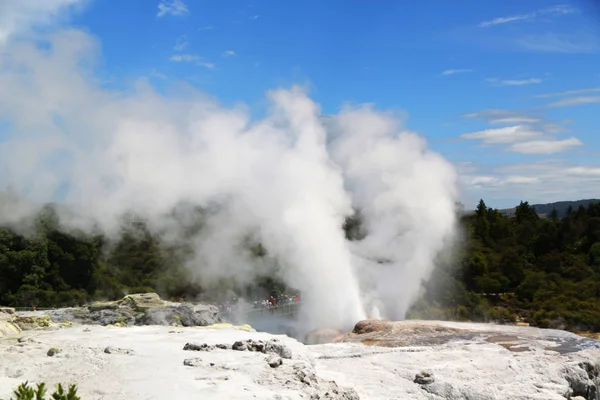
[0,21,459,333]
[329,107,459,320]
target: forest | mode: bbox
[0,198,599,334]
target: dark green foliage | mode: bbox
[0,196,599,334]
[410,198,600,332]
[8,382,80,400]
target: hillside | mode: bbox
[499,199,600,218]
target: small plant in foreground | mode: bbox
[8,382,80,400]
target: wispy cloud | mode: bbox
[459,121,580,154]
[516,32,599,54]
[173,35,189,51]
[480,15,532,28]
[479,5,577,28]
[198,26,214,31]
[170,54,215,69]
[536,87,600,98]
[441,69,473,76]
[460,160,600,206]
[486,77,542,86]
[491,117,543,124]
[507,137,582,154]
[460,125,544,144]
[156,0,189,18]
[157,0,188,18]
[222,50,236,57]
[504,176,540,184]
[545,96,600,107]
[565,166,600,176]
[170,54,199,62]
[149,69,168,80]
[250,15,260,20]
[462,109,543,125]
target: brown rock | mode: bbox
[352,319,392,335]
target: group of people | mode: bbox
[217,293,301,314]
[253,294,301,309]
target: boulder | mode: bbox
[0,307,20,336]
[0,320,20,336]
[264,338,292,359]
[183,342,214,352]
[138,303,221,327]
[267,355,282,368]
[414,371,435,385]
[104,346,135,355]
[0,307,15,315]
[13,315,54,331]
[119,293,164,311]
[183,357,203,367]
[46,294,223,328]
[47,347,61,357]
[352,319,392,335]
[88,301,119,312]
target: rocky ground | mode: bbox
[1,296,600,399]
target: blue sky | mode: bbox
[2,0,600,209]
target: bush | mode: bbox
[8,382,80,400]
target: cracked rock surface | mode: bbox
[0,321,599,399]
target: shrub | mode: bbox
[8,382,80,400]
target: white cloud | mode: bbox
[169,54,214,69]
[459,122,581,154]
[536,87,600,98]
[470,176,502,186]
[173,35,189,51]
[507,137,582,154]
[441,69,472,76]
[223,50,236,57]
[545,96,600,107]
[170,54,200,62]
[479,5,577,28]
[504,176,540,184]
[197,62,215,69]
[250,15,260,20]
[486,78,542,86]
[460,125,543,144]
[149,69,167,80]
[567,167,600,176]
[157,0,188,18]
[462,109,544,125]
[516,32,599,54]
[490,117,543,124]
[460,160,600,208]
[0,0,84,47]
[479,14,532,28]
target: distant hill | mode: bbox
[499,199,600,218]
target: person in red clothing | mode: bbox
[295,294,300,303]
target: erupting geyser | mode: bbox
[0,28,459,334]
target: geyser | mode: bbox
[0,28,459,333]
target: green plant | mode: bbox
[8,382,80,400]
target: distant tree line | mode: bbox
[0,197,599,333]
[410,200,600,332]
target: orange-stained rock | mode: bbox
[352,319,393,335]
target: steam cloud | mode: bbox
[0,9,459,333]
